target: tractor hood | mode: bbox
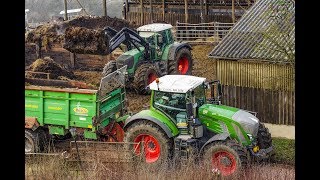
[199,104,260,136]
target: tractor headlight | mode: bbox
[232,110,259,137]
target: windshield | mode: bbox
[153,91,186,121]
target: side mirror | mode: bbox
[186,103,193,118]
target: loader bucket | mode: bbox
[63,26,110,55]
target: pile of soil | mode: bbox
[73,71,102,88]
[25,16,135,45]
[26,57,76,79]
[63,27,110,55]
[25,23,64,44]
[67,16,136,31]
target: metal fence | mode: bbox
[174,22,235,44]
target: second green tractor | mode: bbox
[123,75,274,176]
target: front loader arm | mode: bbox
[103,27,132,52]
[108,27,150,59]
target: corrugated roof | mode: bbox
[209,0,295,62]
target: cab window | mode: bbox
[153,91,186,120]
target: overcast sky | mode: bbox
[25,0,123,22]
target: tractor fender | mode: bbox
[199,132,230,153]
[124,114,174,138]
[168,42,192,61]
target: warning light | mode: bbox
[156,78,160,83]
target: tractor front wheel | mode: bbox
[168,48,192,75]
[203,140,249,177]
[133,64,159,95]
[255,123,274,162]
[124,121,172,166]
[102,61,117,77]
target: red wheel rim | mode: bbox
[178,57,189,74]
[133,134,161,163]
[148,73,157,84]
[211,151,237,176]
[101,123,125,142]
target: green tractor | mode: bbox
[64,23,193,95]
[102,24,193,95]
[123,75,273,176]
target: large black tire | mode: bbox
[102,61,117,77]
[124,120,172,167]
[202,140,250,177]
[256,123,274,162]
[133,64,160,95]
[257,123,272,149]
[168,47,192,75]
[25,129,45,153]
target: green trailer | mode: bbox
[25,66,129,153]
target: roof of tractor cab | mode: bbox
[148,75,206,93]
[137,23,173,32]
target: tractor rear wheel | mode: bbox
[102,61,117,77]
[133,64,159,95]
[25,129,45,153]
[168,48,192,75]
[124,121,172,167]
[203,140,249,177]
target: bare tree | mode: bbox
[253,0,295,67]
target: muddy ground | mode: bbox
[25,44,215,114]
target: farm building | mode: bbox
[208,0,295,125]
[123,0,256,26]
[59,8,86,20]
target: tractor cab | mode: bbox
[137,23,174,45]
[148,75,221,133]
[137,23,174,59]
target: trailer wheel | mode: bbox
[124,121,172,166]
[133,64,159,95]
[25,129,41,153]
[203,140,249,177]
[168,48,192,75]
[102,61,117,77]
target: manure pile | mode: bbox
[25,16,135,45]
[63,27,110,55]
[26,57,75,80]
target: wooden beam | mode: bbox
[205,0,208,15]
[200,0,204,23]
[70,53,76,69]
[232,0,235,23]
[64,0,68,20]
[150,0,153,23]
[184,0,188,23]
[162,0,166,21]
[103,0,107,17]
[140,0,144,24]
[124,0,129,19]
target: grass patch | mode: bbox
[272,137,295,165]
